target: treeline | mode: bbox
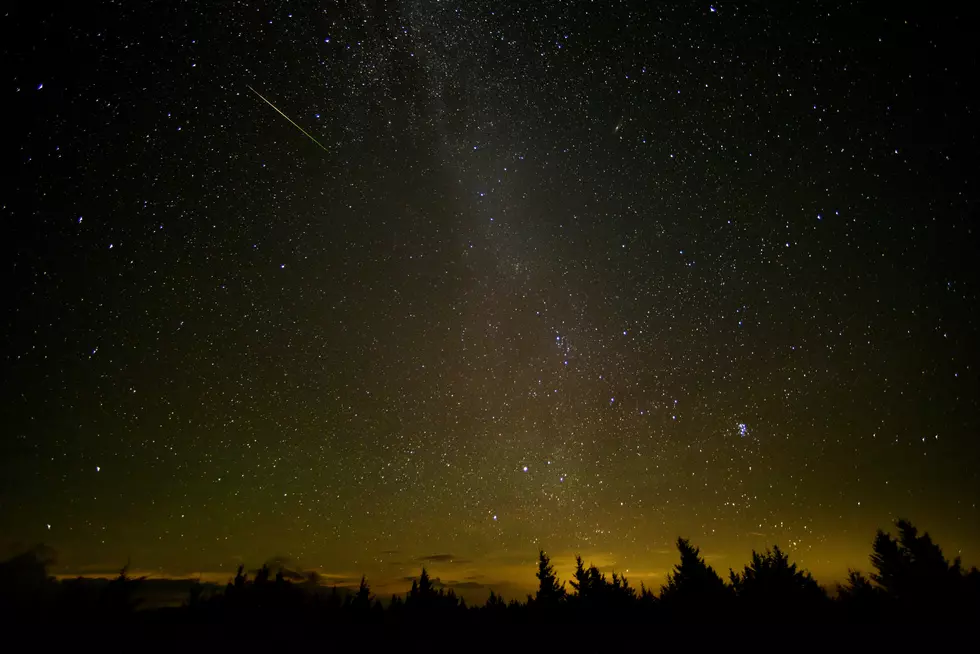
[1,519,977,624]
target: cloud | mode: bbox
[417,553,470,564]
[320,575,363,586]
[278,568,307,581]
[451,581,487,589]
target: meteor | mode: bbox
[246,84,329,153]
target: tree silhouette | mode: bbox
[532,550,565,609]
[350,575,372,612]
[89,563,147,620]
[729,545,827,618]
[659,537,731,620]
[254,563,271,586]
[418,567,434,596]
[0,545,57,618]
[407,566,438,611]
[1,519,976,625]
[609,571,637,609]
[403,566,465,616]
[485,589,506,611]
[638,582,657,610]
[837,569,884,620]
[567,555,639,618]
[569,555,607,611]
[569,556,591,598]
[849,518,980,619]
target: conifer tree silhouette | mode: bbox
[533,550,566,608]
[569,555,590,597]
[485,589,506,611]
[729,545,826,618]
[638,582,657,609]
[0,545,57,618]
[610,571,637,608]
[100,563,145,618]
[569,556,605,610]
[406,566,445,615]
[864,518,975,619]
[659,537,731,619]
[837,569,883,620]
[418,567,434,597]
[567,554,637,616]
[2,518,977,626]
[351,575,372,612]
[255,563,271,586]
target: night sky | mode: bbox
[3,2,978,598]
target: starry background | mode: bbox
[2,1,978,597]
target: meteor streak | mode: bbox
[246,84,329,153]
